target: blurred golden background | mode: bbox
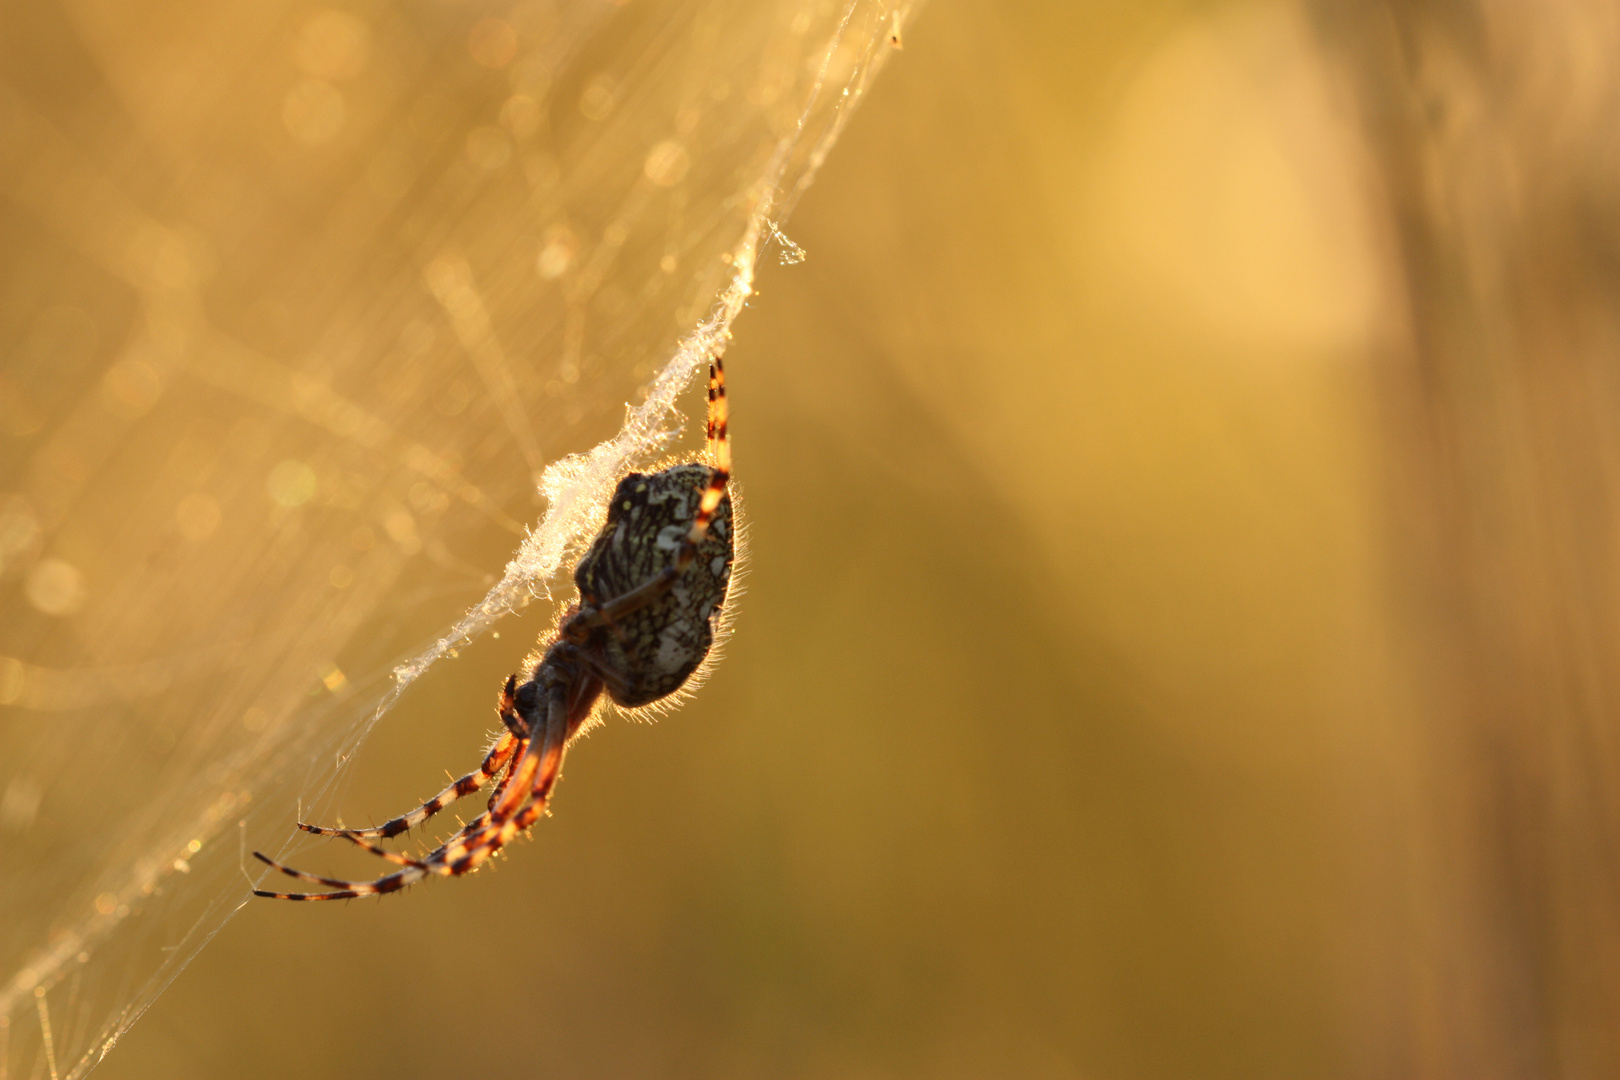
[3,0,1618,1076]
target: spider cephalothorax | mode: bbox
[254,359,733,900]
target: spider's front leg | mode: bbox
[331,732,530,865]
[440,680,573,875]
[294,675,531,841]
[498,673,531,739]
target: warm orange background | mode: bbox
[4,1,1617,1077]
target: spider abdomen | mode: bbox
[573,462,734,707]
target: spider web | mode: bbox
[0,1,914,1075]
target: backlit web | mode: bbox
[0,1,914,1075]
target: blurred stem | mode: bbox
[1313,3,1620,1077]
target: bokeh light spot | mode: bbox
[294,11,371,81]
[537,225,578,280]
[99,356,163,418]
[383,511,416,544]
[25,558,86,616]
[319,664,348,694]
[0,498,42,571]
[267,460,318,507]
[578,74,616,120]
[643,139,690,186]
[500,93,542,138]
[407,482,449,515]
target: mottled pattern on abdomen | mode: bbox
[573,463,734,707]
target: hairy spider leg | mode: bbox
[313,739,528,872]
[296,710,522,839]
[571,357,731,634]
[330,737,530,866]
[323,832,428,869]
[688,354,732,553]
[437,687,572,874]
[251,848,416,897]
[251,694,570,900]
[448,753,568,862]
[496,672,529,739]
[251,792,514,899]
[250,775,529,900]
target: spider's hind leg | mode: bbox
[438,684,573,876]
[690,354,731,551]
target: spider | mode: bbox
[253,358,734,900]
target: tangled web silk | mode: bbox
[0,1,917,1074]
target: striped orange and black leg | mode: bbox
[663,355,732,574]
[435,688,570,876]
[251,688,566,898]
[329,740,529,866]
[296,731,520,840]
[251,756,541,899]
[251,850,431,900]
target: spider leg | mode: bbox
[570,358,731,633]
[437,686,571,876]
[335,735,529,866]
[250,811,503,898]
[252,744,528,897]
[498,673,529,739]
[297,729,520,839]
[252,694,568,900]
[251,849,434,898]
[333,832,428,868]
[688,354,731,551]
[453,760,562,864]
